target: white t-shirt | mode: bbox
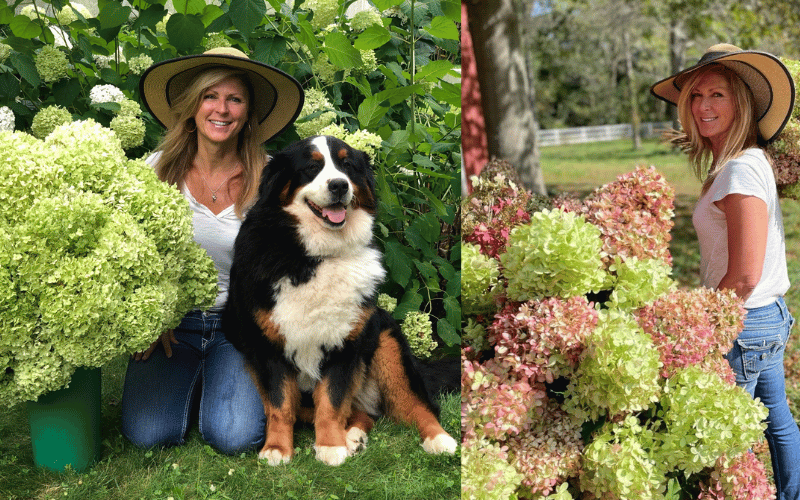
[146,153,242,310]
[691,148,789,309]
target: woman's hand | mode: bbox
[133,330,178,361]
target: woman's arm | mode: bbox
[714,193,769,301]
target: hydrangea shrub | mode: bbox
[0,121,218,406]
[462,164,775,499]
[765,57,800,199]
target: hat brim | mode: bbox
[650,50,795,142]
[140,53,304,144]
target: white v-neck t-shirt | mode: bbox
[691,148,789,309]
[146,153,242,310]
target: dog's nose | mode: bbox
[328,179,349,201]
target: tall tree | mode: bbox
[465,0,547,195]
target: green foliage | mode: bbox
[0,121,218,406]
[0,0,461,349]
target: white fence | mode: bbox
[537,121,673,147]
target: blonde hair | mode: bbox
[671,63,767,194]
[153,67,267,218]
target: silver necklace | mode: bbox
[199,168,236,202]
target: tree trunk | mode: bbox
[623,30,641,150]
[465,0,546,195]
[668,19,687,130]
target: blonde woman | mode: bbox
[121,48,303,454]
[652,43,799,499]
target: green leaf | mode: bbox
[201,5,225,27]
[424,16,459,41]
[253,37,288,67]
[323,31,361,69]
[0,5,13,24]
[414,59,455,83]
[436,317,460,346]
[52,78,81,106]
[229,0,266,40]
[383,240,413,288]
[132,4,167,32]
[439,0,460,21]
[357,95,388,130]
[166,13,205,54]
[0,73,20,100]
[10,15,43,39]
[394,287,423,319]
[445,270,460,297]
[431,81,461,108]
[417,183,450,220]
[372,0,405,11]
[97,2,132,30]
[172,0,206,15]
[10,52,39,87]
[354,25,391,50]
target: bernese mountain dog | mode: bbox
[223,135,458,466]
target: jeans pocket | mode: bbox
[735,335,785,381]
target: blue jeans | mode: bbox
[121,310,265,455]
[724,297,800,500]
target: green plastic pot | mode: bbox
[26,366,102,472]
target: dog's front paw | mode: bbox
[258,447,292,466]
[345,426,368,455]
[315,445,349,466]
[422,433,457,455]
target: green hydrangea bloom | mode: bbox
[110,115,146,149]
[0,43,12,65]
[31,105,72,139]
[353,49,378,75]
[377,293,397,313]
[462,242,501,316]
[0,106,13,132]
[350,9,383,31]
[0,121,217,406]
[306,0,339,29]
[118,98,143,117]
[401,311,437,359]
[35,45,69,83]
[500,208,611,301]
[128,54,154,76]
[608,257,675,309]
[296,87,336,139]
[463,318,489,352]
[461,439,523,500]
[204,32,232,51]
[317,124,383,161]
[311,52,339,84]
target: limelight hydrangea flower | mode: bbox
[205,32,232,51]
[318,124,383,161]
[118,98,143,117]
[353,49,378,76]
[90,84,125,104]
[35,45,69,83]
[31,105,72,139]
[377,293,397,313]
[156,14,170,33]
[0,121,218,405]
[400,311,437,359]
[0,43,13,64]
[350,8,383,31]
[128,54,154,75]
[306,0,339,29]
[462,242,501,316]
[295,87,336,138]
[311,52,339,84]
[461,438,524,500]
[0,107,14,132]
[20,5,42,21]
[110,115,145,150]
[93,52,126,70]
[56,3,92,24]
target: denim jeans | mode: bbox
[121,310,265,455]
[724,296,800,500]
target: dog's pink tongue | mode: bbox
[323,207,346,223]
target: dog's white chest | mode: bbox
[271,247,385,381]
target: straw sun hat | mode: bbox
[140,47,304,144]
[650,43,795,143]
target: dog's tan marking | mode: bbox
[371,331,455,449]
[254,309,285,347]
[346,307,375,342]
[312,364,368,465]
[338,148,348,159]
[311,150,324,162]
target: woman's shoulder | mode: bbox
[144,151,161,167]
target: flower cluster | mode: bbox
[35,45,70,83]
[0,121,218,406]
[0,43,11,64]
[377,293,397,313]
[462,165,771,499]
[90,84,126,104]
[0,106,14,132]
[128,54,154,75]
[350,8,383,31]
[400,311,437,359]
[318,124,382,161]
[55,4,92,25]
[296,87,337,139]
[305,0,339,30]
[698,452,777,500]
[461,439,523,500]
[204,32,233,51]
[31,105,72,139]
[89,84,146,149]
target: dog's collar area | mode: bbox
[306,199,347,226]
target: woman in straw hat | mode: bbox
[121,47,304,454]
[652,43,799,498]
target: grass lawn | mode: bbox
[0,353,461,500]
[542,138,800,486]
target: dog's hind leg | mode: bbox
[371,330,458,455]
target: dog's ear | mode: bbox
[258,153,292,203]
